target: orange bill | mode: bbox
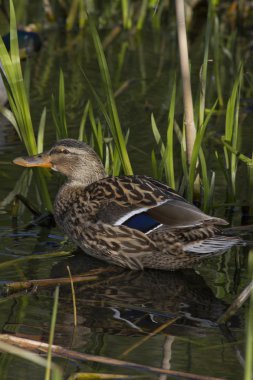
[13,153,52,168]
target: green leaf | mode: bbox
[164,75,176,188]
[0,0,52,211]
[78,101,90,142]
[188,100,218,200]
[88,17,133,175]
[37,107,47,154]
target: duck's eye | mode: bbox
[60,149,70,154]
[49,148,70,155]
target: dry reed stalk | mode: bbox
[175,0,196,164]
[0,334,226,380]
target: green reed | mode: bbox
[137,0,149,31]
[86,17,133,175]
[222,64,243,201]
[37,107,47,153]
[213,15,224,107]
[45,286,60,380]
[148,0,245,215]
[40,0,166,32]
[50,67,125,177]
[78,100,90,142]
[67,266,77,327]
[150,0,247,212]
[198,0,213,129]
[189,0,216,208]
[0,0,52,211]
[0,0,36,154]
[51,69,68,140]
[66,0,82,31]
[151,74,176,189]
[121,0,132,29]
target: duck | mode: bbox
[13,138,239,271]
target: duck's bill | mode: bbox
[13,154,52,168]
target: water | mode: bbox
[0,6,253,379]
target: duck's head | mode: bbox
[13,139,106,185]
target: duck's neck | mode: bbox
[54,168,106,226]
[67,168,107,188]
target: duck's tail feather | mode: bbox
[184,235,244,255]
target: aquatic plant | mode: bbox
[0,0,52,210]
[175,0,196,166]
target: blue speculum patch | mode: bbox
[123,212,160,233]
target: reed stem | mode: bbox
[175,0,196,165]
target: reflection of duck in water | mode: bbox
[52,253,238,338]
[14,139,240,270]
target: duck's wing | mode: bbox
[86,175,227,233]
[80,222,159,270]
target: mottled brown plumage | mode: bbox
[13,139,240,270]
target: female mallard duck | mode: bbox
[14,139,239,270]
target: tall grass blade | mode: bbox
[89,104,103,159]
[0,0,36,154]
[58,70,68,138]
[112,129,130,176]
[24,59,31,101]
[151,149,158,179]
[151,113,165,154]
[0,0,52,211]
[45,286,60,380]
[137,0,148,30]
[78,0,87,29]
[115,42,128,86]
[175,0,196,165]
[221,140,251,164]
[37,107,47,154]
[199,148,209,211]
[213,16,224,107]
[80,70,128,176]
[207,170,216,212]
[104,144,110,175]
[173,121,188,188]
[223,64,243,199]
[89,17,133,175]
[67,266,77,327]
[199,0,213,128]
[78,101,90,142]
[121,0,132,29]
[0,103,20,138]
[151,113,165,157]
[66,0,79,31]
[164,75,176,188]
[51,70,68,140]
[151,113,164,179]
[188,100,218,201]
[151,0,164,30]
